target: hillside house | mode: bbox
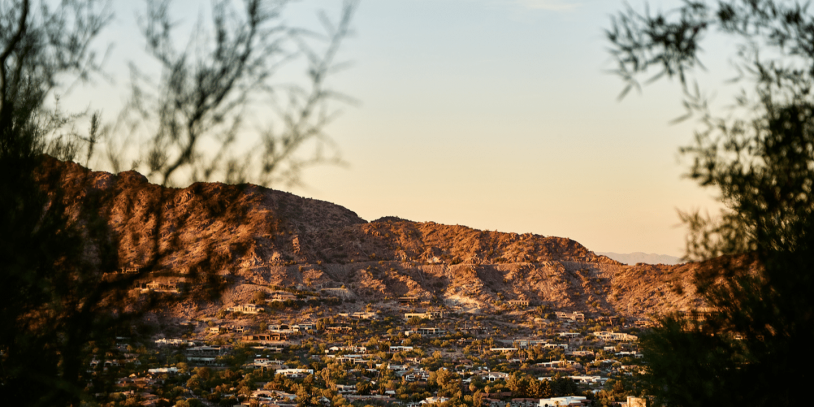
[595,331,638,342]
[294,322,317,331]
[268,324,299,334]
[567,375,607,385]
[398,296,420,304]
[135,278,182,293]
[537,361,568,369]
[555,312,585,322]
[404,311,444,320]
[485,372,510,382]
[122,266,139,274]
[543,343,569,350]
[186,345,230,365]
[252,389,297,403]
[226,304,264,314]
[268,291,298,302]
[405,327,445,336]
[339,311,378,320]
[335,384,357,394]
[241,333,288,343]
[327,345,367,354]
[490,347,518,353]
[512,338,548,348]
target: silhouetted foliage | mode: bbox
[109,0,357,187]
[608,1,814,406]
[0,0,356,405]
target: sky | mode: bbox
[72,0,738,257]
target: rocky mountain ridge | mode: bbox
[37,156,703,318]
[597,252,683,266]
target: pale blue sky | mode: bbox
[74,0,736,257]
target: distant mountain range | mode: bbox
[597,252,683,266]
[37,156,702,318]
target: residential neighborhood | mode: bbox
[88,288,651,407]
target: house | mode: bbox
[326,345,367,354]
[335,384,357,394]
[490,347,518,353]
[294,322,316,331]
[147,367,178,374]
[404,311,444,320]
[275,368,314,378]
[185,345,231,365]
[566,375,607,385]
[227,304,264,314]
[555,312,585,322]
[252,389,297,402]
[389,345,414,353]
[595,331,638,342]
[386,363,408,371]
[338,311,378,320]
[415,327,444,336]
[420,396,450,404]
[508,300,530,307]
[485,372,510,382]
[330,355,368,364]
[267,291,298,302]
[513,339,548,348]
[543,343,569,350]
[246,358,285,371]
[615,351,643,358]
[537,361,568,369]
[268,324,297,334]
[122,266,139,274]
[509,398,540,407]
[538,396,588,407]
[241,333,288,343]
[155,338,189,346]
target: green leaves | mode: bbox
[608,2,814,405]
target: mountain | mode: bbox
[598,252,683,266]
[35,156,704,318]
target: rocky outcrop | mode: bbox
[36,156,701,317]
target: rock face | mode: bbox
[36,156,702,317]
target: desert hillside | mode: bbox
[36,156,703,318]
[598,252,683,266]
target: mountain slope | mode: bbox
[598,252,683,265]
[36,156,702,317]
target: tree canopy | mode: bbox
[0,0,356,405]
[608,1,814,405]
